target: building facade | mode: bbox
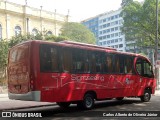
[0,0,68,40]
[82,8,126,52]
[82,17,99,44]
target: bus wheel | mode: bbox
[82,93,95,110]
[140,90,151,102]
[116,97,124,100]
[57,102,71,108]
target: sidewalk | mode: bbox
[154,89,160,96]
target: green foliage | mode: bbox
[45,35,69,42]
[121,0,133,8]
[60,22,96,44]
[0,40,9,69]
[121,0,160,47]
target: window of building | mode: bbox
[103,36,106,39]
[100,31,102,35]
[15,26,21,36]
[111,22,115,26]
[107,35,110,38]
[102,41,105,45]
[111,34,114,38]
[98,42,101,46]
[47,31,52,35]
[32,28,38,36]
[115,27,118,31]
[119,44,123,48]
[103,19,106,23]
[115,39,118,42]
[111,16,114,20]
[115,21,119,25]
[115,14,119,18]
[111,28,114,32]
[103,30,106,34]
[115,45,118,48]
[119,38,122,42]
[99,37,102,40]
[107,29,110,33]
[115,33,119,37]
[103,24,106,28]
[107,23,110,27]
[111,39,114,43]
[0,24,2,39]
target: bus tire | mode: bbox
[140,90,151,102]
[57,102,70,108]
[82,93,95,110]
[116,97,124,100]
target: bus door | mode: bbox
[113,55,135,97]
[134,57,154,96]
[123,56,136,97]
[39,44,61,102]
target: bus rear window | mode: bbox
[9,45,29,63]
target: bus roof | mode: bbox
[12,40,149,61]
[60,40,116,51]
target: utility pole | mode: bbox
[155,0,159,90]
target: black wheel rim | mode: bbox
[85,97,93,108]
[144,92,150,101]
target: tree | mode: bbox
[121,0,160,47]
[0,40,8,69]
[121,0,133,8]
[0,39,8,85]
[60,22,96,44]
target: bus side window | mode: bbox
[40,46,52,72]
[136,58,154,78]
[124,56,134,74]
[72,49,89,73]
[40,45,59,72]
[136,59,142,75]
[89,52,96,73]
[62,48,72,72]
[106,54,113,73]
[114,55,120,73]
[143,60,154,78]
[50,47,59,72]
[90,52,105,73]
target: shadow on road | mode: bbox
[9,97,159,118]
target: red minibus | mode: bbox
[8,40,156,109]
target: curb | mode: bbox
[0,103,57,111]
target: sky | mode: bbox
[7,0,144,22]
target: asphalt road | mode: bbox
[1,95,160,120]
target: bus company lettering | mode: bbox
[71,74,104,81]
